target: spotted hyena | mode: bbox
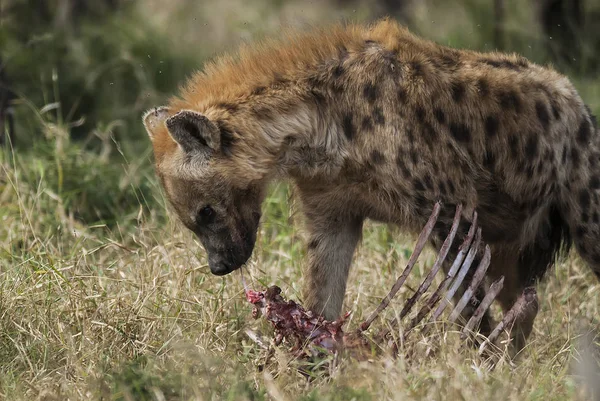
[143,19,598,350]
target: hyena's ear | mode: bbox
[165,110,221,153]
[143,106,171,140]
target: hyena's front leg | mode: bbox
[302,214,364,321]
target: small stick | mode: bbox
[448,245,492,323]
[360,201,442,332]
[430,228,482,322]
[461,276,504,338]
[397,204,463,320]
[478,287,538,354]
[408,213,479,332]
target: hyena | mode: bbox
[143,19,598,350]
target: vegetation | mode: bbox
[0,0,599,399]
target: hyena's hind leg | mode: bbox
[565,183,600,280]
[564,110,600,280]
[490,206,570,353]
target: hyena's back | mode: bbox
[324,28,594,257]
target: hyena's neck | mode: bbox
[249,101,346,182]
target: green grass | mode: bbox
[1,0,600,399]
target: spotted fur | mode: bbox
[143,18,599,351]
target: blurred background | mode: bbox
[1,3,600,398]
[0,0,599,226]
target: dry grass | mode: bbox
[2,0,600,399]
[1,123,600,401]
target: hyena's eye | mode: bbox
[196,205,215,226]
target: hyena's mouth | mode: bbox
[208,251,251,276]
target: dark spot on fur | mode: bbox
[411,61,423,77]
[484,151,496,171]
[413,178,425,192]
[551,103,561,120]
[406,128,415,143]
[449,122,471,143]
[447,179,456,194]
[373,107,385,125]
[332,64,345,78]
[342,114,355,140]
[414,194,429,212]
[476,79,490,97]
[439,52,461,70]
[363,83,378,103]
[582,212,590,223]
[509,135,519,158]
[398,87,408,104]
[590,176,600,189]
[498,90,521,113]
[576,225,587,239]
[273,73,288,86]
[571,147,581,169]
[438,181,448,195]
[577,117,592,145]
[415,106,426,122]
[525,135,539,159]
[396,153,410,177]
[409,148,418,165]
[434,108,446,125]
[593,212,599,223]
[219,125,236,157]
[310,89,327,106]
[535,101,551,130]
[362,116,373,131]
[422,122,437,142]
[485,116,499,137]
[580,190,591,211]
[424,175,433,190]
[216,102,240,113]
[451,81,466,102]
[251,86,267,96]
[481,59,521,70]
[370,149,385,164]
[308,238,320,249]
[561,145,568,164]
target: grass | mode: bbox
[1,0,600,399]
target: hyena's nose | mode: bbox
[210,263,230,276]
[208,254,233,276]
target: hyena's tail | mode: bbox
[562,107,600,279]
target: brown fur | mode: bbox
[143,18,599,352]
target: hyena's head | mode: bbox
[143,107,265,276]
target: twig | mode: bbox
[448,245,492,323]
[462,276,504,338]
[478,287,538,354]
[359,201,442,332]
